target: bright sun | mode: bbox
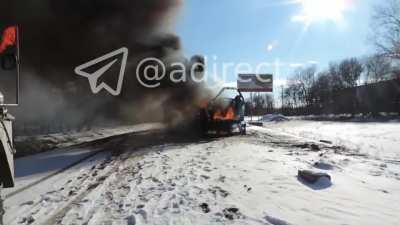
[292,0,350,26]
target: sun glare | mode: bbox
[292,0,350,26]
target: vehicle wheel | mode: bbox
[240,124,246,135]
[227,127,233,136]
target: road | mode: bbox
[2,123,400,225]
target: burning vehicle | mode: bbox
[199,87,246,135]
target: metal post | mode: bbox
[0,185,3,225]
[16,26,20,106]
[250,92,253,122]
[281,85,284,114]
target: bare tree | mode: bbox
[248,93,275,114]
[371,0,400,59]
[284,78,302,108]
[364,54,392,83]
[339,58,364,88]
[264,94,275,110]
[310,71,332,106]
[328,63,345,91]
[294,66,317,106]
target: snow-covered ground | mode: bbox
[2,122,400,225]
[3,124,163,212]
[261,119,400,160]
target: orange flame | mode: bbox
[213,107,235,121]
[0,26,17,54]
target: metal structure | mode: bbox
[0,25,19,225]
[0,104,15,223]
[0,105,15,189]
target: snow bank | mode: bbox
[291,114,400,123]
[260,114,289,122]
[14,123,163,157]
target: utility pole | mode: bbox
[250,92,253,122]
[281,85,284,113]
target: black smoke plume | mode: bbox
[0,0,208,134]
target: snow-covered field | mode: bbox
[262,119,400,160]
[2,121,400,225]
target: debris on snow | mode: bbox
[310,144,321,151]
[222,207,241,220]
[294,143,321,152]
[320,140,333,144]
[208,186,230,198]
[244,184,252,192]
[18,215,35,224]
[126,215,136,225]
[199,203,210,213]
[298,170,331,184]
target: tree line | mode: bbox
[280,0,400,115]
[246,1,400,116]
[283,58,399,106]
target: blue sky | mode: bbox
[176,0,378,88]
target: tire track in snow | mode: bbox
[4,149,104,200]
[39,130,182,225]
[5,131,150,200]
[42,158,119,225]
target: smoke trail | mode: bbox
[0,0,207,134]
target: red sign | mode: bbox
[0,25,20,106]
[0,26,17,54]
